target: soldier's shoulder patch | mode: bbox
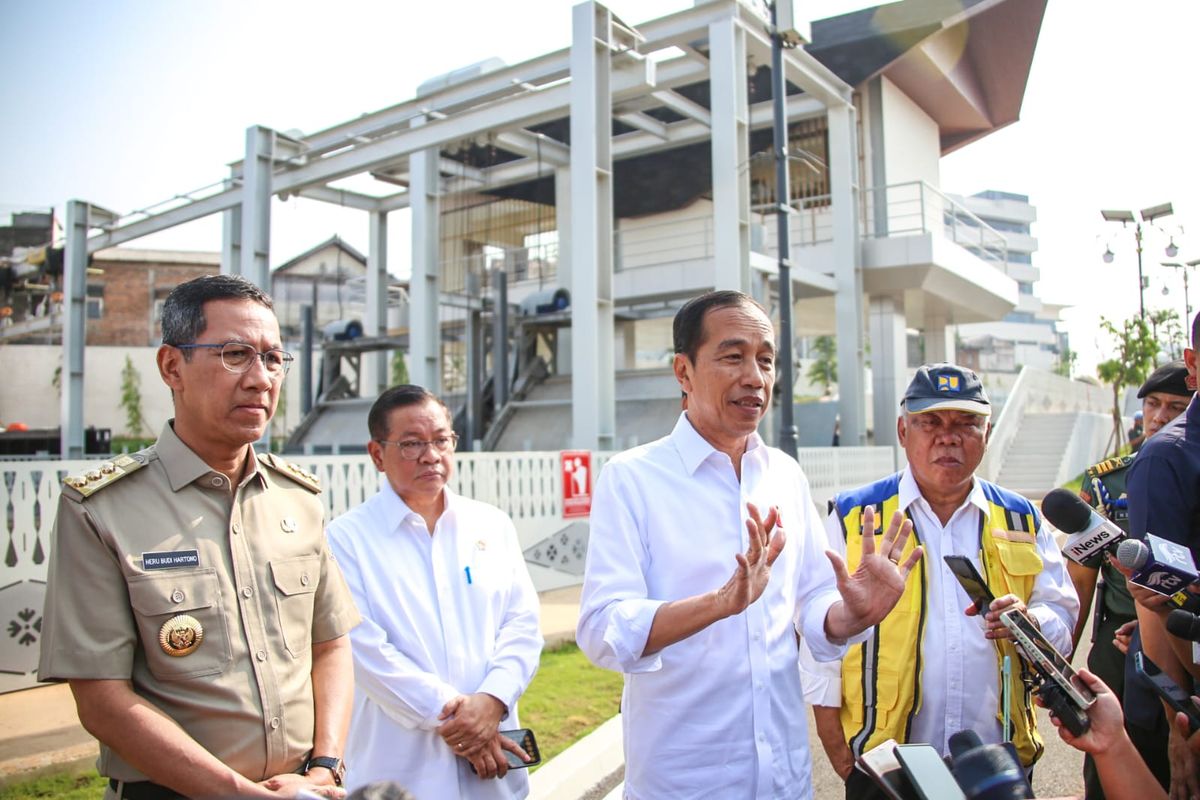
[1087,454,1134,479]
[258,453,321,494]
[62,453,150,499]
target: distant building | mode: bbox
[950,190,1067,373]
[271,235,368,339]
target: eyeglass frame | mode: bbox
[373,433,460,460]
[170,341,295,378]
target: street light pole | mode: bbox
[1100,202,1174,321]
[771,0,798,458]
[1162,260,1196,327]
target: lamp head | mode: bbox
[1103,247,1115,264]
[1167,239,1179,258]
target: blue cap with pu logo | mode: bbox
[901,362,990,416]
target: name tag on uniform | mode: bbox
[142,550,200,570]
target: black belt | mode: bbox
[108,779,186,800]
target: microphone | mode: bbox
[1117,536,1200,599]
[1167,608,1200,643]
[948,730,1033,799]
[1042,488,1126,563]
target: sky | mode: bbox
[2,0,1198,377]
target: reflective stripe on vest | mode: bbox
[834,474,1046,766]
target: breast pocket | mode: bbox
[127,569,232,681]
[270,555,320,658]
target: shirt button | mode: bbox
[270,717,280,730]
[210,476,223,487]
[232,523,242,535]
[256,650,267,662]
[171,590,185,604]
[300,574,310,587]
[242,587,253,598]
[753,631,761,641]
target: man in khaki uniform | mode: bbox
[38,275,361,800]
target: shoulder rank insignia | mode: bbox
[1086,454,1134,479]
[259,453,321,494]
[62,453,149,498]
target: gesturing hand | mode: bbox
[714,503,786,618]
[825,506,921,639]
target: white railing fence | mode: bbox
[0,446,893,694]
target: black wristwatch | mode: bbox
[304,755,346,786]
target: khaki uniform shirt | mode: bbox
[38,422,361,782]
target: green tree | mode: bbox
[1148,308,1185,360]
[1054,346,1077,378]
[1095,316,1158,455]
[119,355,147,437]
[806,335,837,395]
[391,350,409,386]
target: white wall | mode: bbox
[0,345,306,439]
[880,76,941,189]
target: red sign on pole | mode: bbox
[561,450,592,519]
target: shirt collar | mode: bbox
[155,420,262,493]
[898,465,988,517]
[670,411,764,475]
[376,477,455,531]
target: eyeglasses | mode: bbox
[375,434,459,460]
[173,342,294,378]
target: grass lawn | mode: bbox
[518,642,623,766]
[0,642,620,796]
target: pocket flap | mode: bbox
[270,555,320,596]
[992,535,1044,576]
[128,569,219,615]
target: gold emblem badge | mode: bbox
[158,615,204,657]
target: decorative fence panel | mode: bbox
[0,446,893,693]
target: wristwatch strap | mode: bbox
[305,756,345,786]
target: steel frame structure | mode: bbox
[59,0,864,455]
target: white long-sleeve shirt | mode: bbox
[326,482,543,799]
[802,468,1078,755]
[577,413,850,800]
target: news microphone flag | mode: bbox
[1042,488,1126,563]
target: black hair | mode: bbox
[367,384,451,441]
[1193,309,1199,348]
[672,290,764,363]
[160,274,273,355]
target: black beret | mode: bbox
[1137,360,1193,398]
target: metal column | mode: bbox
[493,270,509,408]
[569,0,616,451]
[869,295,907,447]
[365,210,389,396]
[410,117,442,393]
[221,167,242,275]
[60,200,89,458]
[709,15,750,292]
[239,126,273,289]
[828,103,867,445]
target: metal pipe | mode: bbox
[771,2,798,458]
[300,304,314,415]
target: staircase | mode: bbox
[994,413,1077,498]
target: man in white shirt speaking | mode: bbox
[808,363,1078,799]
[577,290,923,800]
[327,385,543,799]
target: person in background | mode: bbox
[326,385,542,799]
[1124,311,1200,800]
[38,274,360,799]
[1067,360,1192,798]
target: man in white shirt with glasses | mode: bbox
[326,385,542,799]
[577,290,921,800]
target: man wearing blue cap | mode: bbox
[809,362,1078,798]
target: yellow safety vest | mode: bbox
[831,473,1046,766]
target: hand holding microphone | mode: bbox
[1115,535,1200,611]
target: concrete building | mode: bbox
[951,190,1067,373]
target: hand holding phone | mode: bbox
[467,728,541,775]
[1134,651,1200,731]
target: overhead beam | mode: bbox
[87,188,240,253]
[615,110,668,139]
[296,186,382,211]
[273,58,654,197]
[650,89,711,126]
[493,130,570,166]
